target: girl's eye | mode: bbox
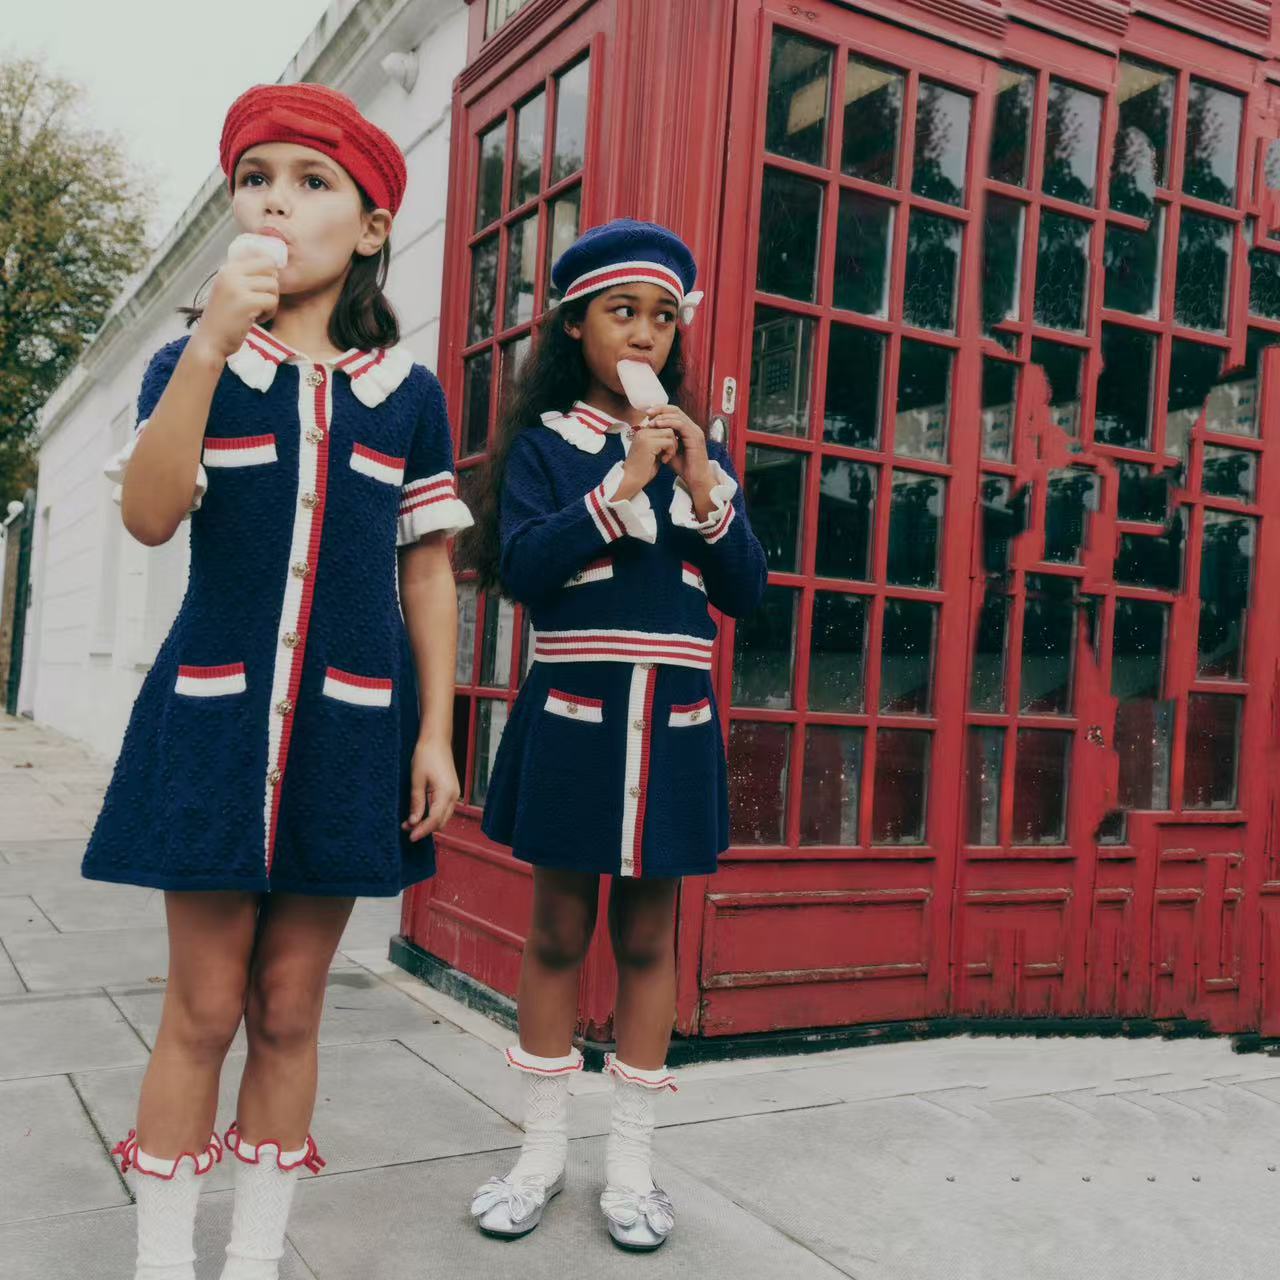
[240,172,266,187]
[612,305,635,319]
[304,175,329,191]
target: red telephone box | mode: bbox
[396,0,1280,1048]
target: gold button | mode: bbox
[306,428,324,445]
[696,576,705,589]
[301,492,318,509]
[641,662,655,671]
[305,369,325,388]
[268,768,282,785]
[571,573,583,583]
[633,718,645,730]
[292,561,310,579]
[629,785,642,798]
[276,699,293,716]
[282,632,299,648]
[566,703,578,715]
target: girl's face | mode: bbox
[231,142,390,295]
[566,283,679,397]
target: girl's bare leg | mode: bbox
[607,876,679,1068]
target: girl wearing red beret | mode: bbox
[84,83,471,1279]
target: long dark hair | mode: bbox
[180,188,400,350]
[461,288,692,593]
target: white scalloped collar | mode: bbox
[225,324,414,407]
[540,400,633,454]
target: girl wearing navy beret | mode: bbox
[81,83,472,1279]
[463,218,767,1249]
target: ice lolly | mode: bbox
[617,359,668,411]
[227,232,288,269]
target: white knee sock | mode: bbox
[504,1044,582,1183]
[220,1126,323,1280]
[603,1055,678,1194]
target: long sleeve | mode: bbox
[668,440,767,618]
[396,370,474,545]
[499,434,656,604]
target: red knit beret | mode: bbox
[220,83,407,215]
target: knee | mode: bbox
[610,917,674,973]
[168,985,246,1060]
[527,913,595,972]
[244,970,322,1054]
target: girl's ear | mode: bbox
[563,317,583,340]
[356,208,393,258]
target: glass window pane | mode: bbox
[731,585,797,708]
[982,195,1025,333]
[989,65,1033,187]
[468,236,500,345]
[476,119,507,230]
[1029,340,1085,436]
[1198,511,1255,679]
[816,459,876,581]
[872,729,930,844]
[504,213,538,329]
[1021,573,1076,714]
[824,325,884,447]
[452,694,471,796]
[981,358,1017,461]
[544,188,580,305]
[456,583,479,684]
[750,307,815,436]
[552,58,589,183]
[809,590,868,712]
[1042,80,1102,206]
[903,213,962,332]
[1175,212,1232,332]
[979,474,1023,574]
[966,727,1004,845]
[1204,329,1270,438]
[1115,507,1187,591]
[499,335,531,419]
[1034,212,1090,331]
[970,588,1008,712]
[1112,61,1173,216]
[879,598,937,714]
[800,727,863,846]
[1012,729,1071,844]
[1044,469,1099,564]
[512,90,546,206]
[887,470,944,587]
[843,58,903,184]
[1115,698,1174,811]
[1249,249,1280,319]
[1104,214,1162,318]
[462,350,493,457]
[1117,462,1170,524]
[1166,338,1221,459]
[1183,694,1241,809]
[1183,80,1242,207]
[480,593,516,687]
[765,30,832,166]
[728,722,791,844]
[1095,325,1155,447]
[1113,597,1167,698]
[758,168,823,301]
[894,339,951,460]
[912,80,970,206]
[834,191,893,317]
[745,445,805,573]
[1202,446,1256,501]
[471,698,509,806]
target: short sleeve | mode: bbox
[104,338,207,517]
[396,370,475,546]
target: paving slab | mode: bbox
[0,992,149,1081]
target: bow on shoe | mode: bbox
[599,1185,676,1237]
[470,1174,550,1226]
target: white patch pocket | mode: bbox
[202,434,277,467]
[564,557,615,588]
[669,697,712,728]
[322,666,393,707]
[175,662,247,697]
[545,688,604,723]
[681,561,707,594]
[349,442,406,486]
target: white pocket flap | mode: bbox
[323,666,392,707]
[175,662,247,697]
[202,435,277,467]
[668,698,712,727]
[545,688,604,722]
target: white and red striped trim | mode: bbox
[564,556,614,587]
[703,501,736,544]
[322,666,393,708]
[681,561,706,593]
[586,478,627,542]
[585,463,656,544]
[532,628,714,671]
[505,1045,585,1076]
[562,260,687,307]
[202,434,277,468]
[399,471,457,516]
[544,687,604,723]
[350,441,406,486]
[602,1052,679,1092]
[174,662,246,697]
[620,664,658,877]
[396,471,473,545]
[670,459,739,544]
[669,697,712,728]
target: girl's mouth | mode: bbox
[258,227,291,245]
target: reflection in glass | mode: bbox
[989,65,1033,187]
[1174,212,1232,332]
[1112,597,1173,811]
[887,471,944,587]
[1021,573,1076,714]
[1012,729,1071,844]
[1104,215,1162,318]
[462,350,493,457]
[728,722,791,844]
[844,59,903,184]
[472,698,509,805]
[1202,447,1256,502]
[1116,462,1170,524]
[1115,61,1173,189]
[981,359,1017,461]
[731,585,797,708]
[512,91,546,206]
[1096,325,1155,447]
[745,446,805,572]
[979,475,1025,574]
[904,213,962,331]
[966,728,1003,845]
[1034,212,1090,330]
[499,335,531,419]
[809,591,868,713]
[1184,694,1241,809]
[765,31,832,166]
[1198,512,1254,679]
[834,191,893,316]
[970,591,1008,712]
[824,326,884,447]
[1044,469,1098,563]
[544,189,580,304]
[1183,79,1242,206]
[1205,329,1271,437]
[456,583,478,684]
[552,58,589,182]
[504,213,537,328]
[816,459,876,581]
[750,308,814,436]
[1029,340,1084,435]
[758,168,823,301]
[476,119,507,230]
[468,236,499,344]
[1115,507,1186,590]
[912,80,970,206]
[982,196,1024,333]
[871,729,930,844]
[1042,80,1102,206]
[895,340,951,460]
[1249,249,1280,319]
[880,598,937,715]
[800,727,864,846]
[480,593,516,687]
[1113,597,1167,699]
[1166,338,1220,459]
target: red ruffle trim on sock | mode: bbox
[111,1129,224,1178]
[223,1122,326,1174]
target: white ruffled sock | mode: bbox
[603,1055,677,1194]
[220,1130,316,1280]
[504,1045,581,1183]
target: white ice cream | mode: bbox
[226,232,288,269]
[617,359,668,410]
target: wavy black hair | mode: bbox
[460,289,693,593]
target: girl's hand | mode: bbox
[190,253,281,361]
[402,737,460,842]
[642,405,713,489]
[613,425,678,501]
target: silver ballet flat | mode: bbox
[470,1170,565,1238]
[600,1183,676,1250]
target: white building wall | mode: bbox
[26,0,467,758]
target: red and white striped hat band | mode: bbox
[561,261,705,323]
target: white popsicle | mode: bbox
[617,359,668,410]
[227,232,288,269]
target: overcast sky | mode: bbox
[4,0,334,239]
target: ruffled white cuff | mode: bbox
[104,420,207,518]
[396,498,473,546]
[585,461,657,544]
[670,459,737,544]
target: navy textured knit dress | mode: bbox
[480,402,767,878]
[81,324,473,897]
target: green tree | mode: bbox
[0,57,150,504]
